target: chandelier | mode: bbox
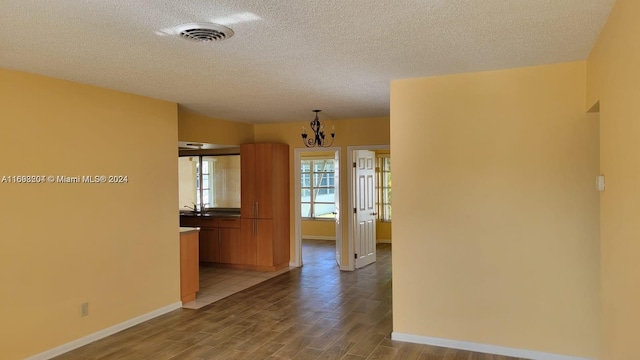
[301,110,335,147]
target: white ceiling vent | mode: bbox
[174,23,234,43]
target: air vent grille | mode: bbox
[174,23,234,43]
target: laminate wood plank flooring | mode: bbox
[54,240,525,360]
[183,265,293,309]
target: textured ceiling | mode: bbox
[0,0,615,124]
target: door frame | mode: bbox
[293,147,342,268]
[346,145,390,271]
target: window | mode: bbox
[197,157,216,208]
[178,155,241,210]
[301,158,336,219]
[376,155,392,221]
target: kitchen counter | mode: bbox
[180,212,240,218]
[179,227,200,234]
[179,209,241,218]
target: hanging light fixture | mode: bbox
[301,110,335,147]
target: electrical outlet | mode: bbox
[81,302,89,317]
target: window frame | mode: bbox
[301,156,336,220]
[199,157,216,209]
[376,154,392,222]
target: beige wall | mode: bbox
[254,117,390,266]
[0,69,180,359]
[178,107,254,145]
[391,62,600,358]
[587,0,640,358]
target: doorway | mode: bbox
[293,147,342,269]
[347,145,391,270]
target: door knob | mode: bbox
[370,212,378,216]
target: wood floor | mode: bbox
[54,240,524,360]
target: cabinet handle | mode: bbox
[253,219,257,236]
[256,202,259,217]
[254,202,258,218]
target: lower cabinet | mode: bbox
[194,217,243,265]
[241,218,287,271]
[221,226,251,265]
[180,230,199,303]
[199,228,219,263]
[180,215,285,270]
[255,219,274,267]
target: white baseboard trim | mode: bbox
[302,235,336,241]
[289,260,301,267]
[391,332,593,360]
[25,302,183,360]
[376,238,392,243]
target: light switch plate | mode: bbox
[596,175,605,192]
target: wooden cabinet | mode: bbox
[241,143,290,271]
[180,229,199,303]
[179,216,244,265]
[179,216,199,228]
[255,219,274,267]
[199,217,241,264]
[219,227,246,264]
[199,228,219,263]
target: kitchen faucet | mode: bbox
[184,203,199,212]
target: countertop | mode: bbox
[179,210,241,218]
[179,227,200,234]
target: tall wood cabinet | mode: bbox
[241,143,290,271]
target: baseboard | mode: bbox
[289,260,301,267]
[376,238,392,243]
[25,302,182,360]
[302,235,336,241]
[391,332,593,360]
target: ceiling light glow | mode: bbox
[210,12,261,26]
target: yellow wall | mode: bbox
[587,1,640,358]
[302,220,336,239]
[391,62,600,358]
[254,117,390,266]
[0,69,180,359]
[376,222,391,243]
[178,107,254,145]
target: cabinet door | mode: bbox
[180,216,199,228]
[255,144,274,219]
[199,228,219,263]
[256,219,274,266]
[219,227,242,264]
[236,219,257,265]
[240,144,257,218]
[219,229,232,264]
[180,231,199,302]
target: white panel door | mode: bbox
[354,150,376,268]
